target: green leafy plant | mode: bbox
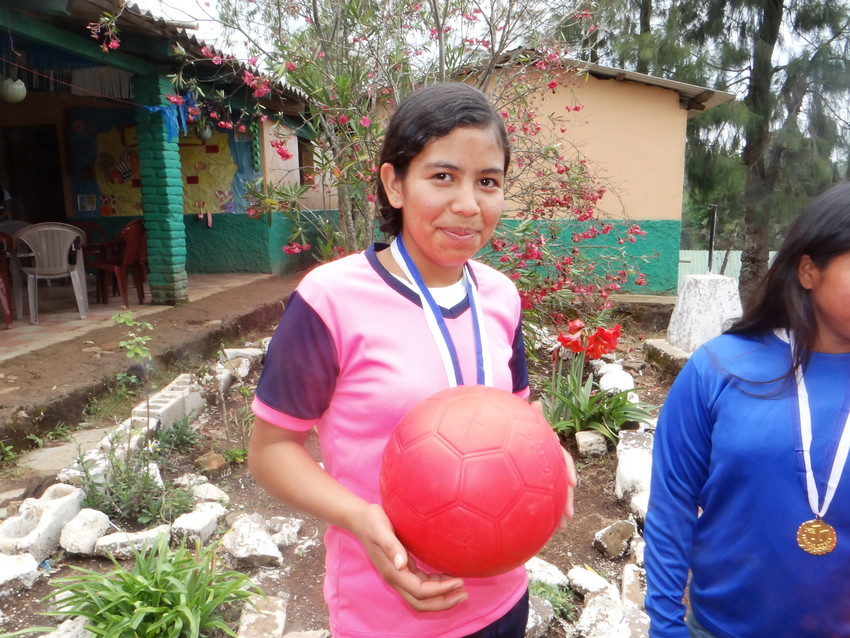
[77,440,194,526]
[0,440,17,464]
[43,535,264,637]
[114,312,153,364]
[540,320,655,442]
[221,447,248,464]
[155,416,202,455]
[529,580,579,622]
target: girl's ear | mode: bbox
[380,163,403,209]
[797,254,818,290]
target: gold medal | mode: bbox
[797,518,837,555]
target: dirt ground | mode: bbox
[0,300,676,636]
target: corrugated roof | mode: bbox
[2,0,307,111]
[565,58,736,117]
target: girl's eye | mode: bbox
[480,178,501,188]
[433,173,451,181]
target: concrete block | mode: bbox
[666,274,742,353]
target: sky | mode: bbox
[131,0,224,44]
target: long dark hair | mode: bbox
[726,181,850,374]
[376,82,510,237]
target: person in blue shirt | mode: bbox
[644,181,850,637]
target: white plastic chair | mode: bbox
[12,222,89,323]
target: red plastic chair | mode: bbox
[90,220,145,309]
[68,220,106,245]
[0,230,13,328]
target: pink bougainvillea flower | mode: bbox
[338,114,349,125]
[283,242,311,255]
[285,61,297,72]
[360,116,372,127]
[248,56,258,66]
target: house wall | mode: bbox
[522,70,689,294]
[1,93,311,275]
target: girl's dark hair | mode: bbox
[376,82,510,237]
[727,181,850,373]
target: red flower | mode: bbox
[557,329,584,353]
[584,325,621,359]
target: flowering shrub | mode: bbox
[538,319,654,442]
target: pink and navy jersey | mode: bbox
[254,243,530,638]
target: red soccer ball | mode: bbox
[379,384,568,578]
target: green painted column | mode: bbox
[133,74,189,305]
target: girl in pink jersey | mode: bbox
[250,82,576,638]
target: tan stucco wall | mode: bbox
[534,70,687,222]
[262,120,338,212]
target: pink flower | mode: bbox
[248,56,258,66]
[283,242,311,254]
[285,61,297,72]
[548,81,558,89]
[166,94,185,105]
[338,114,349,125]
[360,116,372,127]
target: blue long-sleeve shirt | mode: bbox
[644,331,850,638]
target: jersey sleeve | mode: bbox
[644,353,714,637]
[510,320,530,398]
[252,290,340,429]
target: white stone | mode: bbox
[631,536,646,566]
[575,591,628,638]
[615,430,654,524]
[567,566,618,599]
[173,473,209,488]
[666,274,742,353]
[171,508,221,544]
[94,524,171,560]
[237,593,288,638]
[222,515,283,567]
[525,556,569,588]
[621,563,645,609]
[283,632,331,638]
[599,368,635,393]
[0,483,85,562]
[49,616,93,637]
[193,482,231,506]
[0,552,39,596]
[266,517,303,548]
[60,509,111,555]
[575,431,608,457]
[526,594,555,638]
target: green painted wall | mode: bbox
[496,218,680,295]
[89,213,315,276]
[87,214,680,294]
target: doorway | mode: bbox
[0,125,65,224]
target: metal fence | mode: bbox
[678,250,777,290]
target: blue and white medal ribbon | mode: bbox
[784,330,850,554]
[391,235,491,387]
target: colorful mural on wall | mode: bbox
[67,107,260,221]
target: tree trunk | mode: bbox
[737,0,784,310]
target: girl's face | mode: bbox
[380,125,506,287]
[798,252,850,353]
